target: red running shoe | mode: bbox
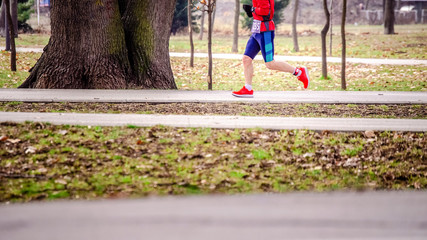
[232,86,253,98]
[296,66,310,89]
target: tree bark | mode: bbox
[329,0,333,56]
[341,0,347,90]
[11,0,16,37]
[384,0,395,35]
[4,0,16,71]
[292,0,299,52]
[232,0,239,53]
[19,0,177,89]
[0,0,17,38]
[207,0,215,90]
[188,0,194,67]
[321,0,330,79]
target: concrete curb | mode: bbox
[1,112,426,132]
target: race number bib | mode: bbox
[251,20,261,33]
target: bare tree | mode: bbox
[384,0,395,34]
[232,0,240,53]
[4,0,16,71]
[198,0,216,90]
[321,0,330,79]
[188,0,195,67]
[329,0,333,56]
[341,0,347,90]
[364,0,370,10]
[292,0,299,52]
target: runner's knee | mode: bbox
[242,55,252,66]
[265,61,276,70]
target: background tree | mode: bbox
[321,0,330,79]
[17,0,34,32]
[197,0,216,90]
[172,0,200,36]
[172,0,188,35]
[383,0,395,34]
[341,0,347,90]
[240,0,289,30]
[0,0,17,37]
[4,0,16,71]
[19,0,177,89]
[188,0,194,67]
[232,0,239,53]
[292,0,299,52]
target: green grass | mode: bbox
[1,123,425,202]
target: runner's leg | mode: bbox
[243,34,261,87]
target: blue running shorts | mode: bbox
[244,31,275,63]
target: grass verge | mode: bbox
[0,102,426,119]
[1,122,426,202]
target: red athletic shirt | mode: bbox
[252,0,275,32]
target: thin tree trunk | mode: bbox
[207,0,215,90]
[364,0,370,10]
[232,0,239,53]
[188,0,194,67]
[4,0,16,71]
[329,0,333,56]
[341,0,347,90]
[321,0,330,79]
[384,0,395,34]
[0,1,6,37]
[199,10,205,40]
[292,0,299,52]
[11,0,16,37]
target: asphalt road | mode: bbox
[1,191,426,240]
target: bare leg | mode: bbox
[265,60,295,73]
[265,60,295,74]
[242,55,254,85]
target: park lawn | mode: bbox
[2,51,426,91]
[1,122,426,202]
[170,31,427,59]
[172,57,427,91]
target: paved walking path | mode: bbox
[2,111,426,132]
[1,89,427,104]
[8,47,427,65]
[1,191,426,240]
[170,52,427,66]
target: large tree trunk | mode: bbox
[292,0,299,52]
[321,0,330,79]
[232,0,239,53]
[19,0,177,89]
[384,0,395,35]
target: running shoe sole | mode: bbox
[232,93,254,98]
